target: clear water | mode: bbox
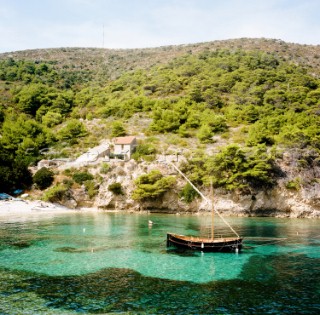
[0,212,319,314]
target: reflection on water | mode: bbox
[0,212,319,314]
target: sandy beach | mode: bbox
[0,199,77,220]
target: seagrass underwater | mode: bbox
[0,211,319,314]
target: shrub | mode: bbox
[100,163,110,174]
[111,121,126,137]
[197,124,213,143]
[0,145,33,193]
[84,180,98,198]
[62,178,74,189]
[57,119,87,141]
[72,171,94,184]
[179,183,199,203]
[62,168,75,176]
[204,144,275,191]
[108,182,123,195]
[43,184,69,202]
[33,167,54,190]
[131,143,157,161]
[42,111,63,127]
[132,170,176,201]
[285,178,301,190]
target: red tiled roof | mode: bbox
[114,136,136,145]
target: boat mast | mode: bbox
[210,179,214,240]
[169,162,240,238]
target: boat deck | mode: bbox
[168,233,241,243]
[167,232,243,252]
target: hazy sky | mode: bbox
[0,0,319,53]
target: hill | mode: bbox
[1,38,320,217]
[1,38,320,80]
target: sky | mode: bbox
[0,0,319,53]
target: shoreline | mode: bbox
[1,199,320,219]
[0,199,78,217]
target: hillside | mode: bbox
[1,38,320,217]
[1,38,320,80]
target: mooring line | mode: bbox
[245,238,288,248]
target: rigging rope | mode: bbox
[168,162,240,238]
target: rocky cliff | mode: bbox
[62,149,320,218]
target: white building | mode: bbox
[76,143,110,163]
[114,136,137,160]
[58,143,110,170]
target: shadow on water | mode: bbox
[163,247,200,257]
[0,214,319,314]
[0,252,318,315]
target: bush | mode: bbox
[197,124,213,143]
[42,111,63,127]
[33,167,54,190]
[285,178,301,190]
[108,182,123,195]
[100,163,110,174]
[84,180,98,198]
[131,143,157,161]
[204,144,275,191]
[62,168,75,176]
[111,121,126,137]
[57,119,87,141]
[43,184,69,202]
[132,170,176,201]
[0,146,33,193]
[72,171,94,184]
[62,178,74,189]
[179,183,199,203]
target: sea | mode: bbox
[0,211,319,314]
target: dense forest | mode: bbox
[1,38,320,197]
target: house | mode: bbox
[114,136,137,160]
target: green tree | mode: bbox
[13,83,49,116]
[72,171,94,185]
[57,119,87,141]
[131,142,157,161]
[149,109,181,133]
[197,124,213,143]
[84,180,98,198]
[132,170,176,201]
[108,182,123,195]
[179,183,199,203]
[204,144,274,191]
[0,144,32,193]
[0,106,4,124]
[111,121,126,137]
[1,114,53,155]
[33,167,54,190]
[42,111,63,127]
[42,184,69,203]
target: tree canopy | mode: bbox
[1,47,320,193]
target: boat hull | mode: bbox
[167,233,243,252]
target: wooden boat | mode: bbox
[167,163,243,253]
[167,233,243,252]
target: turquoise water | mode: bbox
[0,212,319,314]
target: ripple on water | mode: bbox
[0,213,319,314]
[1,252,319,315]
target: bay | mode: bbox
[0,212,319,314]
